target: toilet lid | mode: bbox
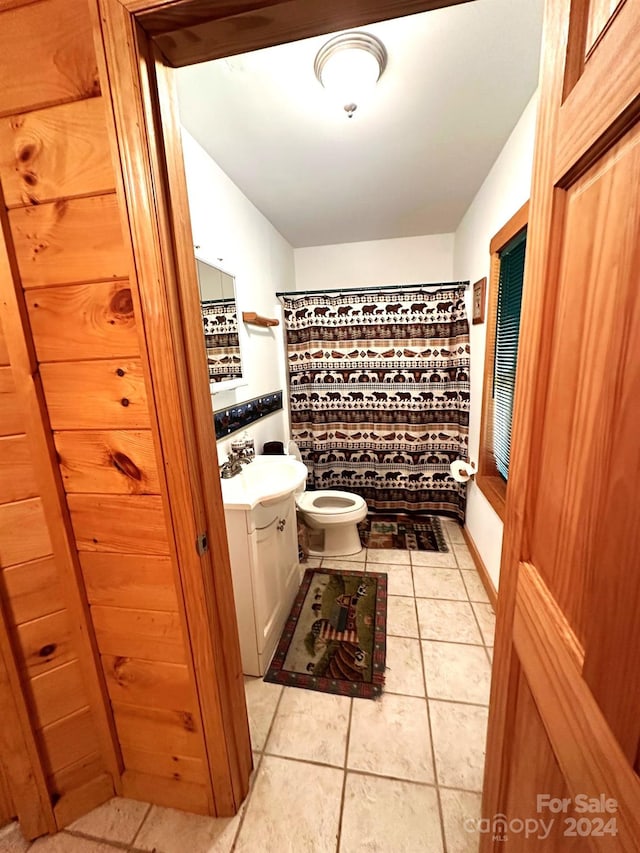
[297,489,366,516]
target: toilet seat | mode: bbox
[296,489,366,516]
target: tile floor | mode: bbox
[2,519,495,853]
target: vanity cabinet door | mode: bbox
[252,496,299,664]
[253,513,281,655]
[279,497,299,597]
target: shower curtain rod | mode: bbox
[275,280,469,299]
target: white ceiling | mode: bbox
[176,0,544,249]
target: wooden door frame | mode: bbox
[95,0,476,818]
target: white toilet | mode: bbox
[288,442,368,557]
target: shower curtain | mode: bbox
[283,285,470,520]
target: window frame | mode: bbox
[477,201,529,520]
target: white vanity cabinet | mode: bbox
[224,493,300,676]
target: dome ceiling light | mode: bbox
[314,32,388,118]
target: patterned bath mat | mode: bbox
[359,513,448,551]
[264,568,386,699]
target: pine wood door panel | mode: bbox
[0,498,52,567]
[0,366,23,437]
[531,112,640,745]
[48,752,107,802]
[80,553,179,611]
[68,495,170,555]
[28,660,86,730]
[483,1,640,850]
[55,430,160,495]
[586,0,625,54]
[1,556,64,625]
[39,707,100,776]
[504,667,586,851]
[26,282,138,362]
[0,0,99,119]
[0,435,38,503]
[112,702,202,758]
[10,195,128,288]
[120,744,207,785]
[40,360,150,430]
[52,772,114,830]
[0,317,9,366]
[91,606,186,663]
[121,770,209,816]
[101,656,192,709]
[554,0,640,182]
[0,98,115,207]
[15,609,74,677]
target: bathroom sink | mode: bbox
[220,454,308,510]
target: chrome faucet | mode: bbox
[220,449,253,479]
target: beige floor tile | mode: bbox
[472,602,496,647]
[369,562,413,596]
[430,700,488,791]
[461,571,490,603]
[266,687,350,766]
[410,549,457,568]
[348,693,435,783]
[30,835,120,852]
[67,797,148,844]
[422,641,491,705]
[439,788,482,853]
[416,599,483,644]
[366,548,411,565]
[385,636,425,697]
[235,756,342,853]
[304,557,323,568]
[453,544,475,570]
[244,677,282,751]
[332,549,367,563]
[442,520,465,544]
[0,823,30,853]
[135,804,241,853]
[339,772,443,853]
[413,566,467,600]
[387,595,419,638]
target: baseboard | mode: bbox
[462,526,498,610]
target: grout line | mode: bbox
[229,684,287,852]
[261,749,348,772]
[62,828,131,850]
[335,698,354,853]
[426,695,490,710]
[228,749,263,853]
[128,801,153,848]
[414,586,448,853]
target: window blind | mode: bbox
[493,228,527,480]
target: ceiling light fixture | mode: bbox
[314,32,387,118]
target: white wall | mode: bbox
[294,233,455,291]
[453,92,539,589]
[181,129,295,459]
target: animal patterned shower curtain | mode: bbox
[283,285,470,520]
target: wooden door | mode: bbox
[483,1,640,850]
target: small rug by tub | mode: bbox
[264,567,386,699]
[359,513,448,551]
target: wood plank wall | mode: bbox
[0,0,212,827]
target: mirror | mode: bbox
[196,256,244,390]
